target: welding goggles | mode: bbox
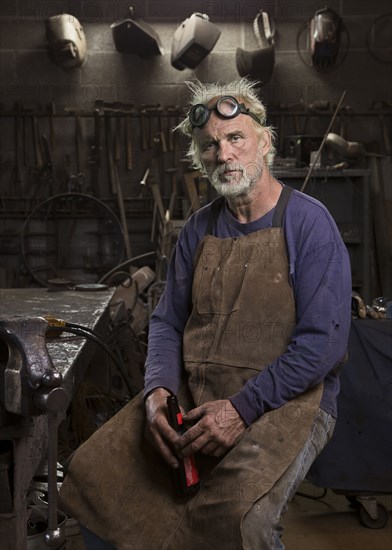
[188,96,262,129]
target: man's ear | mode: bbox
[260,129,272,156]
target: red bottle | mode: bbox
[166,395,200,496]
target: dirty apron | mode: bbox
[59,186,323,549]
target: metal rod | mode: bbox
[300,90,347,193]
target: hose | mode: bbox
[45,316,135,395]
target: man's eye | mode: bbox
[203,142,216,151]
[230,134,241,142]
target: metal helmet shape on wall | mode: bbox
[171,13,221,70]
[45,14,87,69]
[111,6,164,57]
[309,7,343,71]
[236,10,275,83]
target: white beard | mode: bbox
[210,159,263,198]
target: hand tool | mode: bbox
[125,110,133,171]
[93,100,105,196]
[105,111,117,195]
[166,395,200,496]
[32,113,44,171]
[146,104,160,149]
[64,106,86,179]
[109,105,132,261]
[370,100,391,156]
[166,167,178,220]
[139,104,148,150]
[47,101,56,151]
[140,166,150,186]
[140,163,165,222]
[13,102,23,193]
[113,102,123,163]
[75,109,84,175]
[152,131,167,195]
[40,133,56,195]
[156,104,167,153]
[114,160,132,261]
[166,105,178,151]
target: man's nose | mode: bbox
[217,141,233,163]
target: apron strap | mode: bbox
[272,185,293,227]
[205,196,225,236]
[205,185,293,235]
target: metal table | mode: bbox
[307,319,392,528]
[0,287,115,550]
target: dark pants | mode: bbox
[79,524,116,550]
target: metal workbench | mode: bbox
[0,287,115,550]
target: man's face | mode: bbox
[194,107,268,198]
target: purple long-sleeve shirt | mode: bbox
[144,186,352,426]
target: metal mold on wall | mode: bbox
[111,7,164,58]
[296,7,349,73]
[171,13,221,70]
[45,14,87,69]
[236,10,275,84]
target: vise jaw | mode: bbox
[0,317,68,417]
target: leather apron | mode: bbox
[59,186,323,549]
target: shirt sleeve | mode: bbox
[143,217,199,398]
[229,200,352,425]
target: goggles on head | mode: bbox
[188,95,262,129]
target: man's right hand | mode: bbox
[144,387,181,469]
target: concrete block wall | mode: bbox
[1,1,391,111]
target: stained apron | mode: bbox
[59,187,323,549]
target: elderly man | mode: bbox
[59,79,351,550]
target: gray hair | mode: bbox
[176,78,276,170]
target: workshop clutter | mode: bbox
[0,98,215,289]
[351,293,392,320]
[0,95,391,294]
[0,316,69,547]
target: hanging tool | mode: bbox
[140,164,165,222]
[125,110,133,171]
[156,104,167,153]
[75,109,84,175]
[370,100,391,156]
[41,133,57,195]
[139,104,148,150]
[105,110,117,195]
[47,102,56,151]
[32,113,44,171]
[13,102,23,193]
[110,110,132,262]
[166,167,178,220]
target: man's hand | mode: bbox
[145,388,181,469]
[175,399,246,458]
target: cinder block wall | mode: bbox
[0,1,391,288]
[1,1,391,109]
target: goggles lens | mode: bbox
[189,96,261,129]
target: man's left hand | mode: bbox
[175,399,246,458]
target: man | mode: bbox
[59,79,351,549]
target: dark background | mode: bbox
[0,1,391,298]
